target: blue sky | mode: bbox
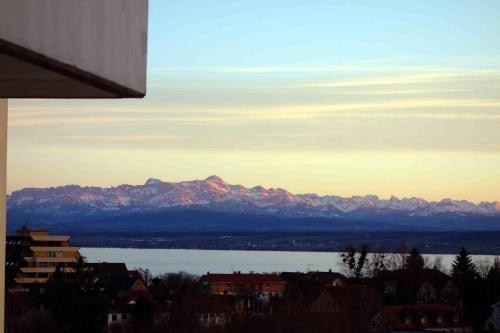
[148,0,500,68]
[8,0,500,202]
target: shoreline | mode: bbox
[79,247,499,276]
[76,245,500,256]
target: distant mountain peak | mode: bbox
[145,178,162,186]
[205,175,225,183]
[6,177,500,223]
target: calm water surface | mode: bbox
[80,248,498,276]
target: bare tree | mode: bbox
[388,241,408,270]
[432,256,444,272]
[474,258,492,279]
[137,267,153,286]
[366,247,388,278]
[340,244,369,278]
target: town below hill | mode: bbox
[6,226,500,332]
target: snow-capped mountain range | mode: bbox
[7,176,500,219]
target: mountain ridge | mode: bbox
[7,176,500,219]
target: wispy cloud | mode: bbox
[293,72,500,89]
[9,116,168,127]
[44,135,180,142]
[9,98,500,127]
[362,89,465,95]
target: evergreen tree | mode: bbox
[451,247,477,282]
[450,247,490,331]
[44,257,106,333]
[406,247,424,270]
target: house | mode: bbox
[196,295,245,328]
[86,263,149,299]
[107,298,135,333]
[87,262,129,281]
[86,262,167,332]
[378,304,472,332]
[308,271,347,287]
[376,269,459,305]
[107,296,170,333]
[246,296,273,317]
[6,226,81,291]
[104,271,171,332]
[281,270,346,288]
[485,301,500,332]
[200,272,286,301]
[308,285,381,333]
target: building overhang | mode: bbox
[30,235,70,242]
[14,277,49,284]
[30,246,80,252]
[20,267,75,274]
[0,0,148,98]
[23,257,77,263]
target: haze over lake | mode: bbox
[80,248,498,276]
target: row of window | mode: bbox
[110,313,128,322]
[37,262,58,267]
[404,314,459,325]
[47,252,63,258]
[7,240,22,245]
[202,313,225,320]
[258,292,282,297]
[225,283,275,287]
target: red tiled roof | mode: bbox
[87,262,129,278]
[382,304,468,330]
[201,273,284,284]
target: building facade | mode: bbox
[201,273,286,302]
[378,304,472,333]
[6,226,81,291]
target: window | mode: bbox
[421,316,428,324]
[111,314,117,321]
[404,317,411,325]
[437,315,443,323]
[453,315,459,322]
[122,313,127,320]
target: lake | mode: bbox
[80,248,498,276]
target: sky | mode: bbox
[7,0,500,202]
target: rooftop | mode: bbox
[201,273,285,284]
[382,304,468,330]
